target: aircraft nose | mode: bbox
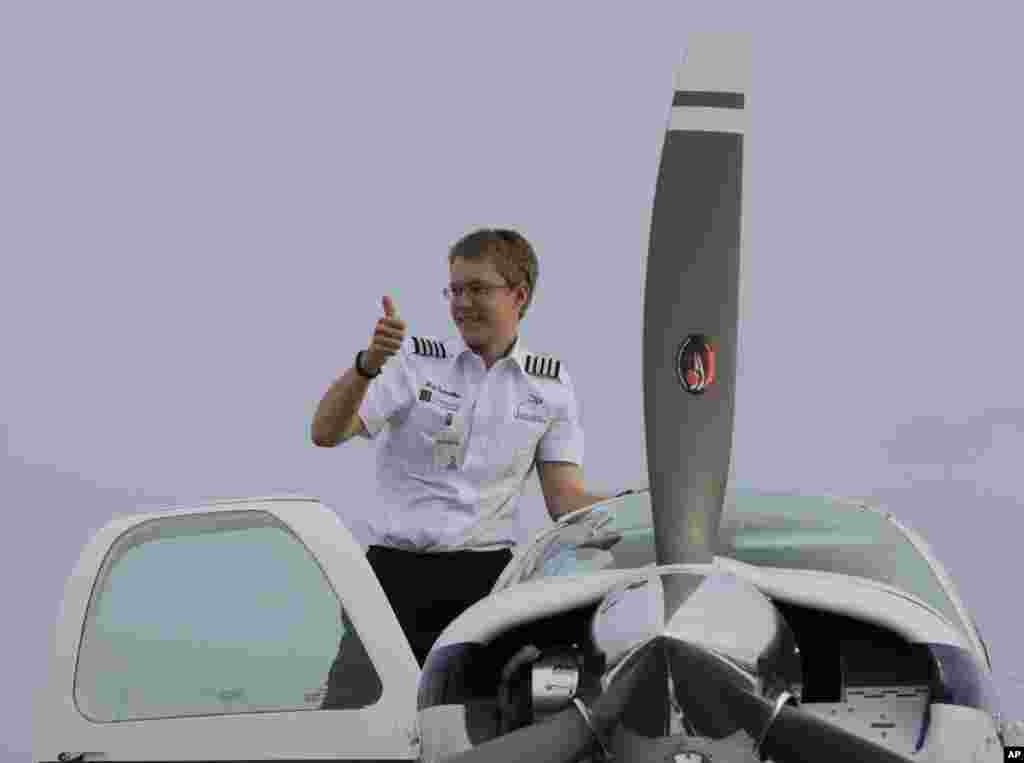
[601,633,765,740]
[590,571,792,678]
[590,571,802,742]
[661,571,785,674]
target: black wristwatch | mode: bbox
[354,350,381,379]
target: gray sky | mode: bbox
[4,2,1024,758]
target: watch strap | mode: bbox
[354,349,381,379]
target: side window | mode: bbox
[75,511,382,722]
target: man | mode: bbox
[311,227,607,666]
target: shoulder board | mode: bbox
[523,352,562,381]
[410,336,448,359]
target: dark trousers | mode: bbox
[366,544,514,666]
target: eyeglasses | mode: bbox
[442,281,514,301]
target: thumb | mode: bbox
[382,295,399,319]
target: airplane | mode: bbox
[412,33,1022,763]
[35,34,1022,763]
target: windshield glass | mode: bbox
[503,489,968,638]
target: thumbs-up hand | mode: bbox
[365,296,406,373]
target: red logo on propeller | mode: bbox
[676,334,716,395]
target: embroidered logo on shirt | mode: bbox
[514,396,549,424]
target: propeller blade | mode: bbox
[644,33,749,567]
[435,708,595,763]
[590,572,791,729]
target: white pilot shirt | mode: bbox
[356,333,584,552]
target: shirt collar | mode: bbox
[449,332,528,370]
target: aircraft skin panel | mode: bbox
[419,705,478,763]
[432,567,634,649]
[915,703,1004,762]
[882,512,988,664]
[811,494,987,661]
[712,558,973,651]
[798,687,931,757]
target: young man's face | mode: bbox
[449,256,527,351]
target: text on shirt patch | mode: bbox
[425,380,461,398]
[419,384,460,411]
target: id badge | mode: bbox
[432,413,463,470]
[433,437,461,470]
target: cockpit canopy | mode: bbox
[494,488,975,649]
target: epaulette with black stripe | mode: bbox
[410,336,448,359]
[523,352,561,381]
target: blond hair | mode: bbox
[447,228,538,319]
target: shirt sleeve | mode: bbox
[536,364,584,466]
[357,345,417,439]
